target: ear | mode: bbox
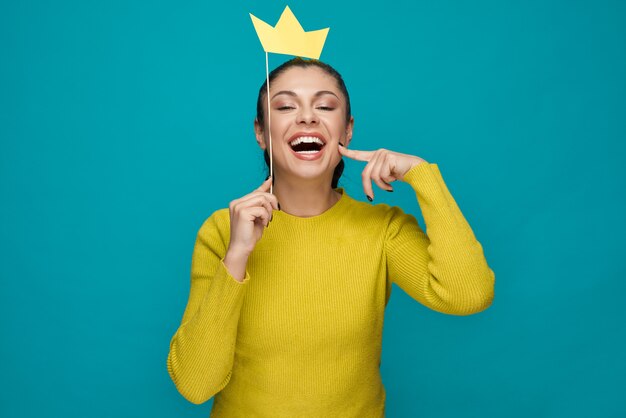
[344,116,354,147]
[254,119,267,150]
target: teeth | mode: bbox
[289,136,325,147]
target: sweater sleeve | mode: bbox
[167,210,251,404]
[384,162,495,315]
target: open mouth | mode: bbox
[289,136,326,154]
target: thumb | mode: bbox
[257,176,272,191]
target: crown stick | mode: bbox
[250,5,331,196]
[265,51,273,195]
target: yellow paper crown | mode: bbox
[249,6,329,60]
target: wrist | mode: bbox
[223,248,250,283]
[411,157,427,167]
[400,159,428,181]
[225,245,251,262]
[226,244,251,258]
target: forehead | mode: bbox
[270,66,340,95]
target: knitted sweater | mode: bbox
[166,162,495,417]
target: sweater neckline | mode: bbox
[274,187,348,223]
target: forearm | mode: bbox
[223,247,251,283]
[167,259,250,404]
[388,163,495,315]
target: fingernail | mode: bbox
[366,195,373,201]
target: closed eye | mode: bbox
[317,106,335,111]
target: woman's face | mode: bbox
[255,66,354,183]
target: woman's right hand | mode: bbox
[226,176,279,257]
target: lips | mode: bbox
[286,132,327,161]
[287,131,327,145]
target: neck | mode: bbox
[272,175,341,218]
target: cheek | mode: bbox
[269,113,291,132]
[327,115,348,136]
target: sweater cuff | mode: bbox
[402,161,437,182]
[402,162,451,208]
[219,258,251,285]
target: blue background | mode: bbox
[1,1,625,417]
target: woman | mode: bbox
[167,58,495,417]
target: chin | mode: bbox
[281,165,333,182]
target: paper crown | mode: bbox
[249,6,329,60]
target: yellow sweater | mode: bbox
[167,162,495,417]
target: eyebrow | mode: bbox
[271,90,340,100]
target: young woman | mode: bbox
[167,58,495,417]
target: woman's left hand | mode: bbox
[338,144,428,201]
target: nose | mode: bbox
[296,106,319,125]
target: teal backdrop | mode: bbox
[1,1,625,417]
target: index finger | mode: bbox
[339,146,374,162]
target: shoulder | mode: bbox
[196,207,230,241]
[341,195,420,244]
[343,193,411,226]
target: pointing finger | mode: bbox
[338,145,373,162]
